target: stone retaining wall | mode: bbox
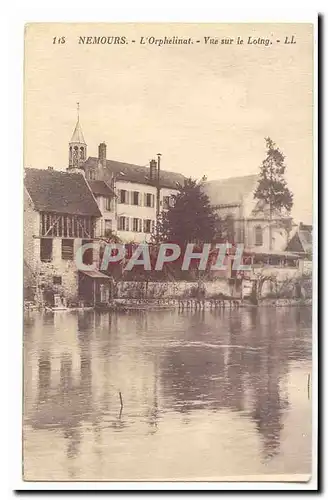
[116,279,234,299]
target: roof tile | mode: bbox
[84,157,185,190]
[24,168,101,217]
[202,174,259,206]
[87,180,115,197]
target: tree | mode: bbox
[155,178,219,246]
[254,137,293,250]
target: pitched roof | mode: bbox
[84,157,185,190]
[24,168,101,217]
[202,174,259,207]
[80,269,112,280]
[298,230,312,253]
[70,119,86,144]
[87,180,115,197]
[285,229,312,254]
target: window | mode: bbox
[163,195,170,210]
[104,197,111,211]
[255,226,263,246]
[40,239,53,262]
[82,239,93,265]
[225,215,235,244]
[132,191,140,206]
[118,216,129,231]
[143,219,152,233]
[61,239,74,260]
[53,276,62,285]
[132,218,142,232]
[88,170,96,180]
[145,193,154,208]
[73,146,79,165]
[104,219,112,232]
[120,189,128,204]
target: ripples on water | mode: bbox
[23,307,312,481]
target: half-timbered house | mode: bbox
[24,167,102,304]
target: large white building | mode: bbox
[67,114,184,243]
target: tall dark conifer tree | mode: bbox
[254,137,293,249]
[155,178,219,246]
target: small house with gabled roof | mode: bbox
[285,223,312,258]
[24,167,103,304]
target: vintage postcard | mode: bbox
[23,22,315,484]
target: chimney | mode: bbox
[98,142,107,169]
[149,159,157,181]
[47,166,54,171]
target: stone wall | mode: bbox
[23,189,39,286]
[37,259,79,303]
[116,279,233,299]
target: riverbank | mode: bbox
[24,297,312,313]
[107,297,312,311]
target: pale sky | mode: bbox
[24,23,313,223]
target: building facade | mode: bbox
[65,115,184,243]
[24,167,102,304]
[203,174,294,253]
[82,148,183,243]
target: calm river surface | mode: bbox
[23,307,312,481]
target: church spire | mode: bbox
[68,102,87,172]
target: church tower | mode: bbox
[67,103,87,173]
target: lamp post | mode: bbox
[156,153,162,219]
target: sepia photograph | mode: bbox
[22,22,315,484]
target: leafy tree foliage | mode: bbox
[155,178,219,246]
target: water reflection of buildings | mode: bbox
[29,314,94,464]
[24,307,311,477]
[160,307,311,461]
[24,310,164,473]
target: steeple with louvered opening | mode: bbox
[68,102,87,173]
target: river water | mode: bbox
[23,307,312,481]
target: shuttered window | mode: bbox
[143,219,152,233]
[144,193,154,207]
[119,189,128,204]
[132,191,140,206]
[61,239,74,260]
[132,218,142,232]
[40,239,53,262]
[118,216,130,231]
